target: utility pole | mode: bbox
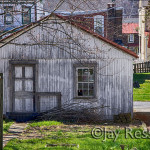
[139,0,142,60]
[139,0,146,61]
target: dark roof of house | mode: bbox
[0,13,138,58]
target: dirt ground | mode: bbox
[19,121,143,140]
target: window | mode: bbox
[128,34,134,43]
[94,15,104,37]
[22,6,31,24]
[4,6,13,25]
[76,67,95,97]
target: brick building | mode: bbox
[44,0,139,18]
[56,3,123,44]
[122,23,139,54]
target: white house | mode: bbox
[0,13,138,122]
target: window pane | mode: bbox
[83,83,88,90]
[25,80,33,91]
[78,83,82,90]
[94,15,104,36]
[22,6,31,24]
[89,69,94,81]
[6,16,12,22]
[82,76,88,82]
[78,76,82,82]
[78,69,82,76]
[89,69,93,75]
[89,83,94,96]
[89,90,94,96]
[4,6,13,24]
[15,67,22,78]
[83,69,89,76]
[15,80,22,91]
[89,83,94,90]
[83,90,88,96]
[23,7,29,13]
[78,89,83,96]
[25,67,33,78]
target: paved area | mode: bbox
[3,123,27,147]
[134,101,150,112]
[134,101,150,126]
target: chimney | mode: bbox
[107,2,116,41]
[107,3,116,9]
[107,3,116,18]
[36,1,44,20]
[107,2,123,44]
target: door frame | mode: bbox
[9,60,38,112]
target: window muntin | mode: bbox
[94,15,104,37]
[4,6,13,25]
[22,6,31,24]
[128,34,134,43]
[77,68,94,97]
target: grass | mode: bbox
[4,121,150,150]
[3,119,14,134]
[28,120,63,127]
[133,73,150,101]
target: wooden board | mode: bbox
[0,74,3,150]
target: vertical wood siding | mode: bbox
[0,17,134,120]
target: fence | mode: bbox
[133,62,150,73]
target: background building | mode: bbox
[0,0,44,37]
[57,3,123,44]
[43,0,139,19]
[122,23,139,54]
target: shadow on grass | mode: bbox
[133,73,150,84]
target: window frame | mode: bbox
[4,6,13,25]
[22,5,31,24]
[128,34,134,43]
[73,63,97,99]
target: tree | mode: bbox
[0,1,134,143]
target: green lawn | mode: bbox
[28,120,63,127]
[133,73,150,101]
[3,119,14,134]
[4,121,150,150]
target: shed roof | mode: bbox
[0,13,138,58]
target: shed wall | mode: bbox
[0,17,134,119]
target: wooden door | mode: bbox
[13,65,35,112]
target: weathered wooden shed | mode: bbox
[0,13,138,121]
